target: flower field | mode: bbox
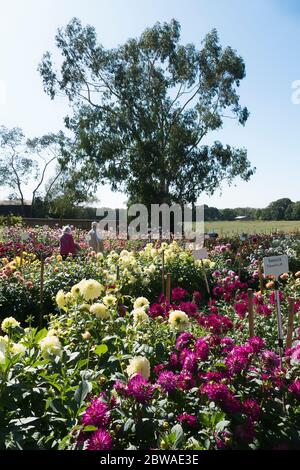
[1,226,300,450]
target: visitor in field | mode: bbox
[88,221,103,252]
[59,226,78,259]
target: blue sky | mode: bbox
[0,0,299,208]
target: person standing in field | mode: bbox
[88,221,103,252]
[59,226,78,259]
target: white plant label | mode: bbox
[193,247,208,260]
[263,255,289,279]
[20,232,30,242]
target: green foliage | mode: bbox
[39,18,254,206]
[0,215,23,226]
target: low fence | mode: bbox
[23,218,102,230]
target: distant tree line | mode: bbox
[1,197,300,222]
[204,198,300,221]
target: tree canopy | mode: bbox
[0,126,65,215]
[39,18,255,206]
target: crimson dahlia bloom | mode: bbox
[202,370,228,383]
[87,429,113,450]
[153,364,166,375]
[220,337,235,353]
[234,301,248,319]
[148,303,166,318]
[195,338,209,361]
[169,352,179,367]
[221,394,243,414]
[225,345,253,375]
[172,287,188,302]
[182,351,198,372]
[243,399,261,421]
[177,371,196,390]
[261,350,280,369]
[179,301,198,317]
[114,380,128,397]
[288,380,300,399]
[82,399,110,428]
[248,336,265,352]
[176,332,195,350]
[198,313,233,335]
[157,371,178,392]
[201,383,231,401]
[192,291,202,304]
[270,291,284,305]
[177,413,197,427]
[127,374,156,403]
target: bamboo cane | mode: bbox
[39,256,45,328]
[286,298,295,349]
[201,260,211,297]
[166,273,171,302]
[247,288,255,337]
[161,250,165,295]
[258,260,264,293]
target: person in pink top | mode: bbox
[59,226,78,259]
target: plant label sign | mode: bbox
[20,232,29,242]
[263,255,289,279]
[193,247,208,260]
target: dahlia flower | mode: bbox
[157,370,178,392]
[55,290,66,309]
[168,310,190,332]
[133,297,150,309]
[127,374,156,403]
[1,317,20,333]
[39,335,62,359]
[86,429,112,450]
[80,279,102,301]
[127,356,151,379]
[82,399,110,428]
[90,303,110,320]
[132,308,149,324]
[177,413,197,427]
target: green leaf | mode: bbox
[124,418,135,432]
[215,420,230,432]
[35,328,48,342]
[171,424,184,449]
[94,344,108,356]
[83,425,98,432]
[74,380,92,405]
[10,416,39,426]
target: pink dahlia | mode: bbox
[195,338,209,361]
[157,371,178,392]
[177,413,197,427]
[172,287,188,302]
[248,336,265,353]
[261,350,280,369]
[86,429,112,450]
[127,374,156,403]
[82,399,110,428]
[220,337,235,353]
[182,351,198,372]
[288,379,300,399]
[201,383,230,401]
[243,399,261,421]
[177,371,196,390]
[176,332,194,350]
